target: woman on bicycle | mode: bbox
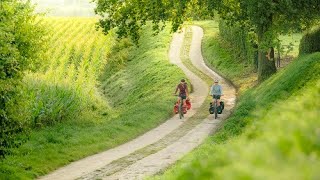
[210,79,223,106]
[174,79,189,109]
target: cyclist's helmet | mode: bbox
[181,79,186,82]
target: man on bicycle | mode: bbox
[210,79,223,106]
[174,79,189,110]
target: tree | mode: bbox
[217,0,320,81]
[0,0,46,156]
[94,0,320,81]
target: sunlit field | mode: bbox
[22,18,115,126]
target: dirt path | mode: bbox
[40,26,236,180]
[190,26,236,111]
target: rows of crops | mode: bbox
[23,17,115,126]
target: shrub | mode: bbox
[0,0,46,156]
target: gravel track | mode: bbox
[40,26,236,180]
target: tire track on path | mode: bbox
[78,28,209,180]
[100,26,236,179]
[40,26,236,180]
[40,29,205,180]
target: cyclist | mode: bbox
[174,79,189,110]
[210,79,223,106]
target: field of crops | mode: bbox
[23,17,115,126]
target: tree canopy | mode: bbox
[218,0,320,47]
[94,0,320,81]
[93,0,215,43]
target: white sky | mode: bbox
[30,0,96,17]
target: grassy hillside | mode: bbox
[153,48,320,179]
[0,18,185,179]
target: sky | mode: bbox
[30,0,96,17]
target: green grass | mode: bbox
[152,51,320,179]
[0,18,185,179]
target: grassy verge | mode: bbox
[152,38,320,179]
[0,19,185,179]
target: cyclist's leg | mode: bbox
[212,95,217,104]
[216,95,221,106]
[179,96,183,106]
[178,96,182,109]
[180,95,186,107]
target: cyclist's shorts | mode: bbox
[179,95,187,100]
[213,95,221,99]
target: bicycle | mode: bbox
[213,96,219,119]
[178,98,184,119]
[209,96,220,119]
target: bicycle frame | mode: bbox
[179,99,184,119]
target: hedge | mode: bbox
[299,26,320,55]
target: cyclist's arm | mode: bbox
[174,85,178,95]
[209,86,213,96]
[219,85,223,96]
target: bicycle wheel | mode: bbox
[179,103,184,119]
[214,101,218,119]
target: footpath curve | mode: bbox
[40,26,236,180]
[190,26,236,113]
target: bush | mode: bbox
[0,0,46,157]
[299,26,320,55]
